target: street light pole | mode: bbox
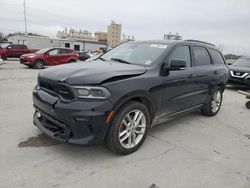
[23,0,27,33]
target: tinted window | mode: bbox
[193,46,211,66]
[11,45,26,49]
[167,46,191,67]
[48,49,59,55]
[60,49,73,54]
[209,49,225,65]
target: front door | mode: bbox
[160,45,196,116]
[46,49,61,65]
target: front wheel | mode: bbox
[105,101,150,155]
[246,101,250,109]
[33,60,44,69]
[201,88,222,116]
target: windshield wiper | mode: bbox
[111,58,131,64]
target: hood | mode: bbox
[21,53,37,57]
[229,65,250,73]
[39,61,147,85]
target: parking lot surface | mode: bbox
[0,61,250,188]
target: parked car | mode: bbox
[228,57,250,86]
[226,59,236,65]
[0,44,37,60]
[20,47,79,69]
[32,40,229,155]
[77,51,90,61]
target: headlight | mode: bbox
[245,74,250,79]
[72,86,111,99]
[27,55,35,58]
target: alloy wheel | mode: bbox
[211,90,221,113]
[118,110,146,149]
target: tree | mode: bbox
[0,32,7,42]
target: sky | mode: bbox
[0,0,250,55]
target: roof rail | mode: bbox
[185,39,215,46]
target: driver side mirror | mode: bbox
[166,59,187,71]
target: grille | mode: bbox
[38,77,75,100]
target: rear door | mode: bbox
[190,46,217,106]
[59,49,73,64]
[45,49,61,65]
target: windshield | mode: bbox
[35,47,52,54]
[233,58,250,67]
[101,42,167,65]
[0,44,10,48]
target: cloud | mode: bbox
[0,0,250,55]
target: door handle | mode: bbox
[213,70,218,75]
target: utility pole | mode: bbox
[23,0,27,33]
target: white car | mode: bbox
[0,58,4,65]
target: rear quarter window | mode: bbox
[208,49,225,65]
[60,49,73,54]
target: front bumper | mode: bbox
[33,87,114,145]
[20,57,34,65]
[228,76,250,86]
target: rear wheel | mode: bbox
[201,88,222,116]
[68,60,76,63]
[33,60,44,69]
[105,101,150,155]
[246,101,250,109]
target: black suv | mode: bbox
[33,40,229,155]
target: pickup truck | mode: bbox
[0,44,38,60]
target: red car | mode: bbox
[0,44,37,60]
[20,47,79,69]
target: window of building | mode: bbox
[193,46,211,66]
[65,43,70,48]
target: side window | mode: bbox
[208,49,225,65]
[193,46,211,66]
[167,46,191,67]
[48,49,59,55]
[60,49,73,54]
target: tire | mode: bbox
[246,101,250,109]
[33,59,44,69]
[201,88,223,116]
[68,60,76,63]
[105,101,151,155]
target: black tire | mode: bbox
[105,101,151,155]
[33,59,44,69]
[68,60,76,63]
[201,88,223,116]
[246,101,250,109]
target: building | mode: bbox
[57,27,94,40]
[95,31,107,42]
[107,21,122,48]
[7,34,107,52]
